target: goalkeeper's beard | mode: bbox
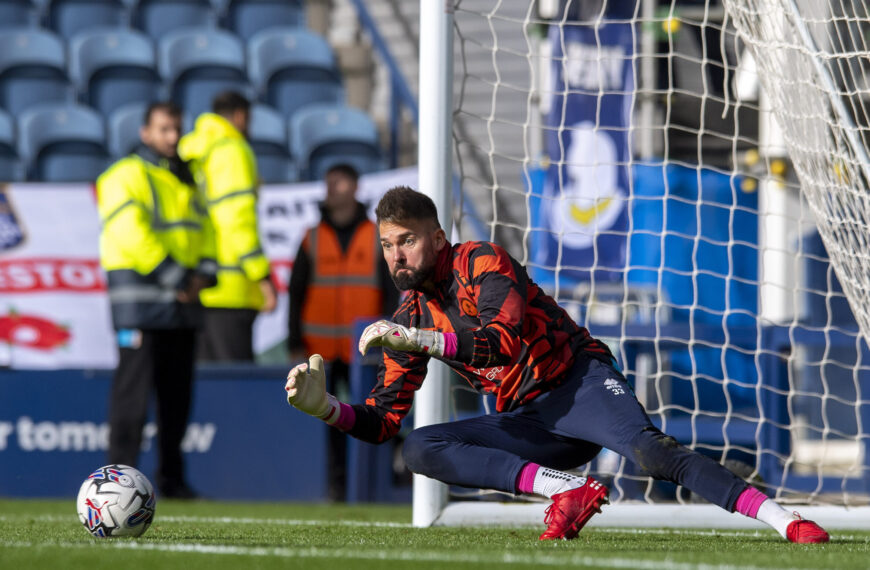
[391,264,428,291]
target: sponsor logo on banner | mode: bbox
[0,258,104,292]
[0,189,25,251]
[0,312,70,350]
[531,18,634,287]
[0,187,111,368]
[0,416,216,453]
[544,121,625,250]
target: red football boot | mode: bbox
[785,513,830,544]
[539,477,609,540]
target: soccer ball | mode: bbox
[76,464,156,538]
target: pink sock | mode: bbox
[515,462,540,495]
[734,486,768,518]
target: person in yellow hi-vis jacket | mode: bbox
[179,91,278,362]
[98,101,217,499]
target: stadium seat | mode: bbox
[107,101,147,158]
[158,27,248,120]
[0,108,22,181]
[18,102,110,181]
[70,28,160,117]
[248,28,343,120]
[248,103,293,183]
[132,0,214,41]
[0,28,70,115]
[290,103,383,181]
[182,111,194,134]
[44,0,126,40]
[223,0,303,41]
[0,0,35,29]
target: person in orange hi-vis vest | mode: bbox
[288,163,399,501]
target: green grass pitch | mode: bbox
[1,498,868,569]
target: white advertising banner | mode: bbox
[0,167,418,369]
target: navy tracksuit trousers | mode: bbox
[402,356,748,511]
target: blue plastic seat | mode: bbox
[0,108,22,181]
[248,103,293,183]
[159,27,248,119]
[223,0,302,41]
[18,103,110,181]
[290,103,383,181]
[45,0,126,40]
[107,101,147,159]
[248,28,343,120]
[133,0,214,41]
[0,28,70,115]
[0,0,35,29]
[182,110,194,134]
[70,28,160,117]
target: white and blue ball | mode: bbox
[75,464,156,538]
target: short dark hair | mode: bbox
[375,186,441,228]
[325,163,359,183]
[143,101,181,126]
[212,91,250,116]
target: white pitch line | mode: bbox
[0,539,801,570]
[158,515,412,528]
[2,514,862,541]
[0,514,758,532]
[0,514,411,528]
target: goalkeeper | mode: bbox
[285,186,829,543]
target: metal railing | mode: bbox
[348,0,418,169]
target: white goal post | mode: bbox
[412,0,453,528]
[413,0,870,529]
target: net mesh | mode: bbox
[726,0,870,350]
[441,0,870,508]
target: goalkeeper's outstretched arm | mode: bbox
[285,346,428,444]
[285,354,347,427]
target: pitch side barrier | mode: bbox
[0,365,328,500]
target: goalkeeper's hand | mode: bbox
[358,319,445,357]
[285,354,335,420]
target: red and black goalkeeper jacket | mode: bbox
[347,241,614,444]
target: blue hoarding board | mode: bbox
[0,367,327,500]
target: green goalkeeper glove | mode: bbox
[358,319,445,357]
[285,354,339,421]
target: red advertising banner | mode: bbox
[0,167,417,368]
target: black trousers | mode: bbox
[197,307,258,362]
[402,357,747,511]
[108,328,196,493]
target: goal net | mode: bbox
[415,0,870,528]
